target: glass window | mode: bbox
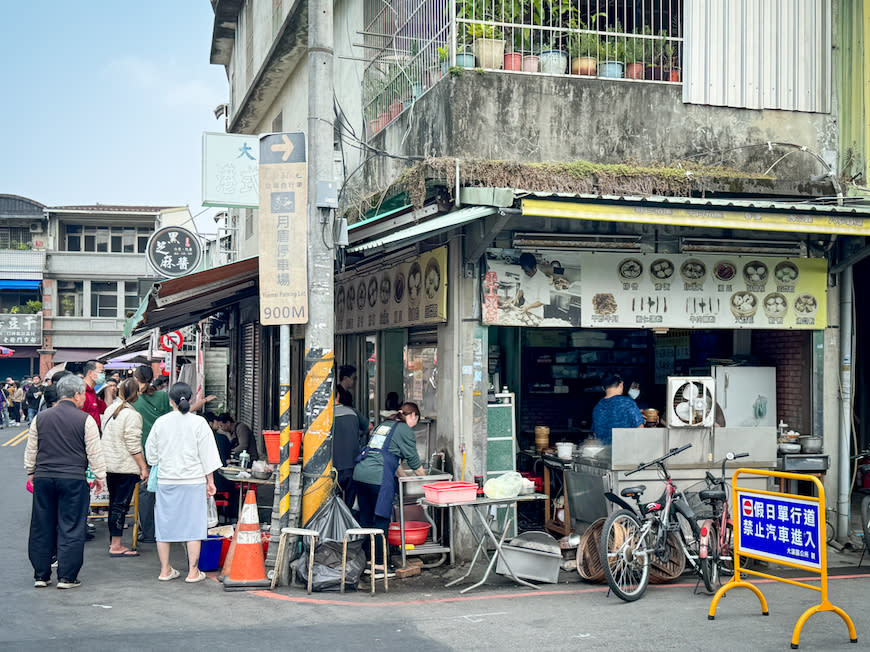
[57,281,83,317]
[124,281,140,316]
[404,345,437,418]
[67,235,81,251]
[95,228,109,252]
[90,281,118,317]
[84,235,95,251]
[111,235,122,252]
[366,335,377,425]
[137,236,148,252]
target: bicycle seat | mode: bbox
[621,485,646,498]
[699,489,726,503]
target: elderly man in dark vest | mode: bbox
[24,374,106,589]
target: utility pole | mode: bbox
[301,0,335,525]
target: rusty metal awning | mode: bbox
[131,257,259,334]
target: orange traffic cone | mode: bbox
[222,490,270,591]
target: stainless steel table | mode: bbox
[420,493,547,593]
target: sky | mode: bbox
[1,2,228,234]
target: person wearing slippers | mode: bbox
[101,378,148,558]
[145,383,222,583]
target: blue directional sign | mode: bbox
[735,490,821,569]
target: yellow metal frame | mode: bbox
[708,469,856,649]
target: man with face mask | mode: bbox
[81,361,107,434]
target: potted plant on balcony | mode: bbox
[645,29,668,80]
[599,22,625,78]
[664,41,680,81]
[568,23,599,76]
[60,296,75,317]
[623,31,645,79]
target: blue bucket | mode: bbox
[199,534,224,572]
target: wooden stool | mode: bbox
[271,527,319,593]
[341,528,388,594]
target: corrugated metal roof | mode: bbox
[49,205,176,213]
[684,0,832,113]
[347,205,496,253]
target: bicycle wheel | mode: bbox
[861,495,870,552]
[698,521,719,592]
[600,509,649,602]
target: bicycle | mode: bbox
[600,443,714,602]
[689,451,749,581]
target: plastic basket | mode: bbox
[423,481,478,504]
[682,481,720,521]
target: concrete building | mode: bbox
[207,1,870,546]
[0,197,192,379]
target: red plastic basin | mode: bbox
[388,521,430,546]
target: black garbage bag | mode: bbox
[293,496,366,592]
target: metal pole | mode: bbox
[837,266,853,542]
[301,0,336,526]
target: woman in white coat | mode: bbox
[101,378,149,557]
[145,382,222,583]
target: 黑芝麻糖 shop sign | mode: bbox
[335,247,447,334]
[735,490,821,569]
[581,253,826,329]
[258,133,308,325]
[146,227,202,278]
[0,313,42,346]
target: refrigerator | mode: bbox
[712,366,777,428]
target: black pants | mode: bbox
[138,479,156,540]
[355,481,390,565]
[29,476,90,582]
[337,468,357,511]
[106,473,139,537]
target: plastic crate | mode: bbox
[423,481,478,504]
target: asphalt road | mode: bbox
[2,425,867,651]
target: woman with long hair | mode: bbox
[101,378,148,557]
[132,366,171,544]
[352,402,426,575]
[145,382,222,582]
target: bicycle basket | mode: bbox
[682,481,716,521]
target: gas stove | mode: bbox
[776,453,829,473]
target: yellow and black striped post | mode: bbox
[278,369,292,528]
[301,347,334,524]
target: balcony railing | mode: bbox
[363,1,683,138]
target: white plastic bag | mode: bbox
[207,495,219,528]
[483,471,524,499]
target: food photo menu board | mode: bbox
[336,246,448,334]
[580,253,827,330]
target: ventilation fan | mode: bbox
[667,376,715,428]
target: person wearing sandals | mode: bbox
[145,382,222,583]
[101,378,148,558]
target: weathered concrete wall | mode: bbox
[363,73,839,198]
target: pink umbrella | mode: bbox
[0,346,14,357]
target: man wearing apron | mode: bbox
[353,402,426,573]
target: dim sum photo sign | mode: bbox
[258,133,308,325]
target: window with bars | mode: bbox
[0,227,32,249]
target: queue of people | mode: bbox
[24,360,221,588]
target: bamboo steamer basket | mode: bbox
[576,518,606,583]
[534,425,550,453]
[648,531,686,583]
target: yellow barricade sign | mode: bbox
[708,469,856,649]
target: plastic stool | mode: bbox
[271,527,319,593]
[341,527,388,594]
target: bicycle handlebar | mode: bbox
[625,443,693,476]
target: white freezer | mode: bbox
[712,366,777,428]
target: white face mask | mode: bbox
[628,389,640,400]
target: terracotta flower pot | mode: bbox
[625,62,645,79]
[571,56,597,76]
[504,52,522,71]
[522,55,540,72]
[668,68,681,82]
